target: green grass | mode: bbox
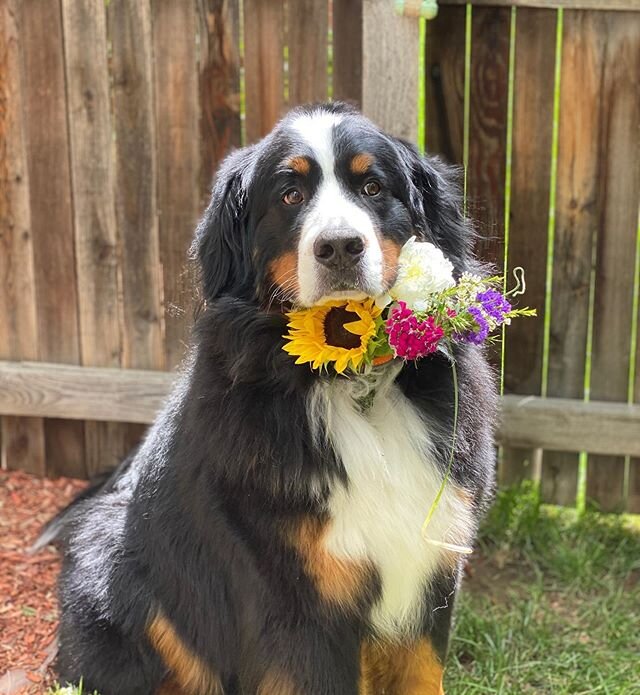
[48,485,640,695]
[446,483,640,694]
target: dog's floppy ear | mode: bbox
[394,138,474,273]
[190,146,256,301]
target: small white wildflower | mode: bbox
[389,237,455,309]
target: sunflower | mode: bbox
[283,298,382,374]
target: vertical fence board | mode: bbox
[19,0,84,477]
[244,0,285,142]
[109,0,164,373]
[152,0,201,369]
[109,0,164,456]
[467,7,510,267]
[503,8,556,487]
[0,0,46,475]
[362,0,420,142]
[632,321,640,511]
[333,0,363,106]
[425,5,466,163]
[586,11,640,512]
[544,10,607,505]
[62,0,131,475]
[197,0,242,209]
[288,0,329,106]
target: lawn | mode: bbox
[48,484,640,695]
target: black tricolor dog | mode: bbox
[43,103,496,694]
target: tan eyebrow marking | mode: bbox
[287,156,311,175]
[350,152,374,175]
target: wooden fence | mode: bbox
[1,0,639,512]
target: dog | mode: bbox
[42,102,497,694]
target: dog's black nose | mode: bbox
[313,234,365,268]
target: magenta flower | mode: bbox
[385,301,444,359]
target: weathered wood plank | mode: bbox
[425,4,466,163]
[244,0,285,142]
[0,362,174,425]
[586,11,640,512]
[633,249,640,514]
[197,0,242,207]
[108,0,164,372]
[2,363,640,458]
[441,0,640,11]
[62,0,132,475]
[362,0,420,142]
[287,0,328,106]
[467,6,510,267]
[151,0,201,369]
[504,8,555,396]
[0,0,46,475]
[499,396,640,457]
[19,0,85,478]
[332,0,363,106]
[502,9,557,490]
[543,9,604,506]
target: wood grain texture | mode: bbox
[633,260,640,513]
[2,362,639,458]
[499,396,640,457]
[467,6,510,267]
[543,9,603,505]
[441,0,640,10]
[19,0,85,478]
[362,0,420,142]
[502,9,557,489]
[244,0,285,142]
[0,362,174,425]
[152,0,201,369]
[198,0,242,207]
[287,0,329,106]
[108,0,164,372]
[332,0,363,106]
[425,4,466,162]
[62,0,132,475]
[0,0,46,475]
[584,11,640,512]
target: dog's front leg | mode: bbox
[251,626,360,695]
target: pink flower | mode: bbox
[385,301,444,360]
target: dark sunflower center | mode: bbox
[323,307,361,349]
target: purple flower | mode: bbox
[464,306,490,344]
[385,301,444,360]
[476,289,512,325]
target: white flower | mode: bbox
[389,237,455,310]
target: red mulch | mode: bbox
[0,470,86,695]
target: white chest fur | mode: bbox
[308,373,474,638]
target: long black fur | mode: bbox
[45,103,497,695]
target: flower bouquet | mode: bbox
[283,237,535,375]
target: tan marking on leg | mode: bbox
[287,517,374,609]
[350,153,374,175]
[359,639,445,695]
[268,251,299,297]
[287,156,311,175]
[147,612,223,695]
[382,238,402,287]
[258,668,299,695]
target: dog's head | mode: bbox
[193,102,472,308]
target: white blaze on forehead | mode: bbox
[290,111,384,306]
[291,111,343,177]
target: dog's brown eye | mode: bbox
[283,188,304,205]
[362,180,381,197]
